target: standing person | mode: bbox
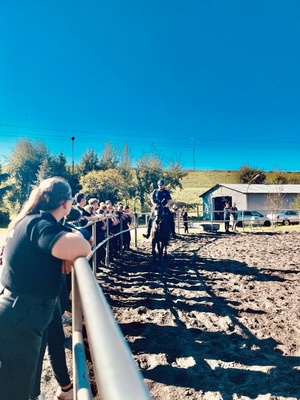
[230,202,238,232]
[31,279,73,400]
[224,201,231,233]
[170,204,178,235]
[123,205,134,250]
[74,193,100,224]
[182,206,189,233]
[0,177,91,400]
[143,179,176,239]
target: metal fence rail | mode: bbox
[72,217,151,400]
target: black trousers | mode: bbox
[0,288,56,400]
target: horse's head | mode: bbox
[154,203,163,217]
[151,203,170,244]
[153,203,166,226]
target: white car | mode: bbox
[237,211,271,227]
[275,210,300,226]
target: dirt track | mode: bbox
[35,229,300,399]
[97,230,300,400]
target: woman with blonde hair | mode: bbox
[0,177,91,400]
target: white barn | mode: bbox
[200,184,300,221]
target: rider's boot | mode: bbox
[143,225,151,239]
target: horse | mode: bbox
[151,203,171,265]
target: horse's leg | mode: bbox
[163,243,168,259]
[158,241,163,265]
[152,239,156,264]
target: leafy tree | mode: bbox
[134,154,187,211]
[6,139,49,209]
[164,161,188,191]
[36,152,69,182]
[0,164,11,223]
[135,154,164,210]
[293,194,300,210]
[237,165,266,183]
[119,143,136,201]
[266,170,288,184]
[80,169,126,205]
[0,164,10,202]
[99,142,119,170]
[78,149,99,175]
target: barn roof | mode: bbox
[200,184,300,197]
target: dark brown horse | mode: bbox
[151,204,171,265]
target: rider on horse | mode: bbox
[143,179,177,239]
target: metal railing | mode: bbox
[71,215,151,400]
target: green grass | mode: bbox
[171,170,240,208]
[170,169,300,212]
[179,170,239,188]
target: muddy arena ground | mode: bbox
[34,229,300,399]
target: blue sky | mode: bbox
[1,1,300,171]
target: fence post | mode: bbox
[72,271,93,399]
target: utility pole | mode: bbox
[71,136,75,175]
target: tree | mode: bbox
[0,164,11,223]
[80,169,126,205]
[78,149,99,175]
[134,154,187,211]
[266,170,288,184]
[164,161,188,191]
[99,142,119,170]
[293,194,300,210]
[237,165,266,183]
[36,152,69,183]
[6,139,49,209]
[0,164,10,202]
[264,186,287,224]
[135,154,164,210]
[118,143,136,202]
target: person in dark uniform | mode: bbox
[0,177,91,400]
[230,202,238,232]
[182,206,189,233]
[143,179,177,239]
[30,280,72,400]
[224,201,231,233]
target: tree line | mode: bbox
[0,139,188,218]
[0,138,299,222]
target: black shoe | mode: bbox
[143,234,150,239]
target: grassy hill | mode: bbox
[172,170,240,206]
[171,169,300,208]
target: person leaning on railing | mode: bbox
[0,177,91,400]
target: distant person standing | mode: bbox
[224,201,231,233]
[230,202,238,232]
[182,206,189,233]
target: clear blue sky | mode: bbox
[1,1,299,171]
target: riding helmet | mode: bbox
[157,179,164,186]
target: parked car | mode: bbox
[275,210,300,226]
[236,211,271,227]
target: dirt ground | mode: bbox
[27,229,300,399]
[97,230,300,400]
